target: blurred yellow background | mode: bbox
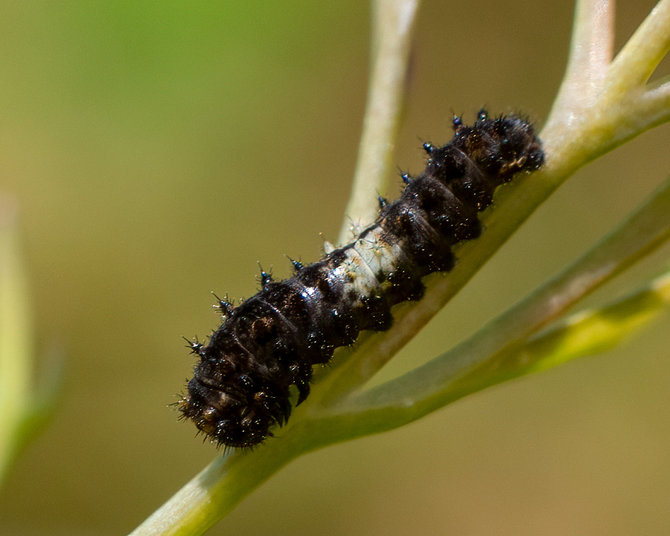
[1,1,669,534]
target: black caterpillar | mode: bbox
[179,111,544,448]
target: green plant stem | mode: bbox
[337,176,670,421]
[131,443,302,536]
[513,270,670,373]
[544,0,614,129]
[607,0,670,93]
[337,0,421,243]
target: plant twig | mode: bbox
[337,176,670,420]
[337,0,421,243]
[512,270,670,373]
[544,0,614,132]
[607,0,670,94]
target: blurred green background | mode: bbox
[1,1,669,534]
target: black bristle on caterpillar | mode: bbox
[178,111,545,448]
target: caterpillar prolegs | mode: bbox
[179,111,545,448]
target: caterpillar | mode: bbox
[179,110,545,448]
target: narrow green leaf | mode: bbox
[0,197,32,485]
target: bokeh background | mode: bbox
[2,1,670,534]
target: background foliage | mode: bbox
[1,1,669,534]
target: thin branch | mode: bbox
[337,176,670,421]
[606,0,670,95]
[543,0,670,164]
[300,271,670,444]
[512,270,670,374]
[337,0,421,244]
[129,446,299,536]
[628,83,670,128]
[545,0,615,131]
